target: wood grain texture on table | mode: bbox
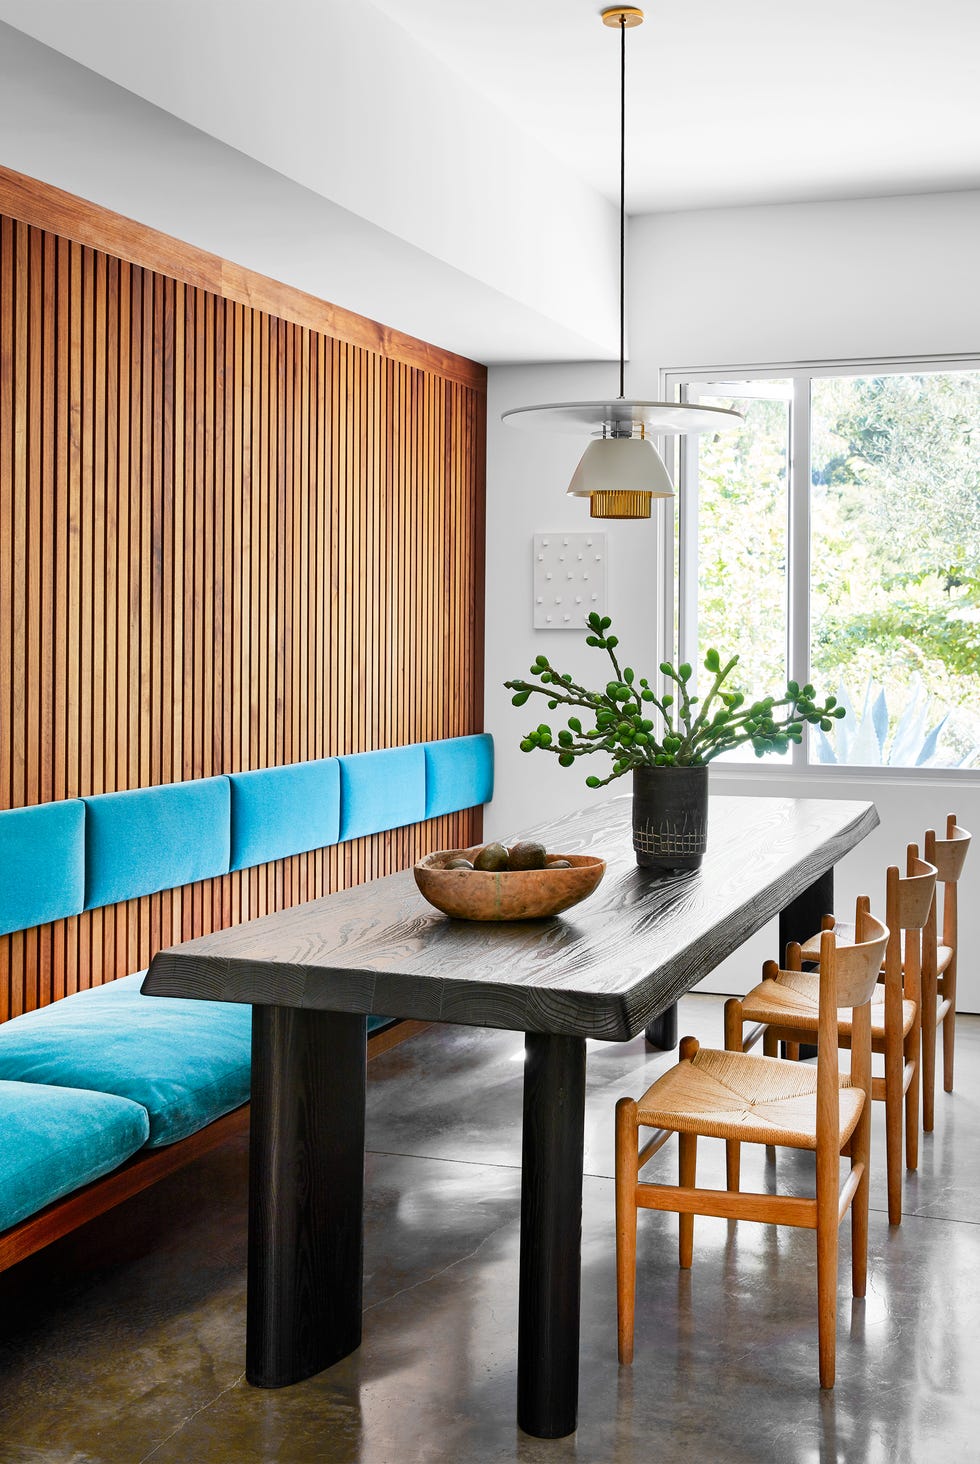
[143,795,878,1040]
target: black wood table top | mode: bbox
[143,794,878,1041]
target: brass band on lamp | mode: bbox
[590,490,653,519]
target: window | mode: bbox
[666,363,980,771]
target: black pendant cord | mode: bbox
[619,15,626,400]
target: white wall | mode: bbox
[629,191,980,369]
[484,362,671,841]
[485,190,980,1010]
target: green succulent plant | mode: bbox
[505,612,847,788]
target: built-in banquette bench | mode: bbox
[0,734,493,1271]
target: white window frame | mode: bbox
[661,352,980,782]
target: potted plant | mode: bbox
[505,612,846,873]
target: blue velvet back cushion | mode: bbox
[0,1078,150,1232]
[84,779,231,910]
[423,734,493,819]
[0,800,86,938]
[0,975,251,1148]
[338,744,426,842]
[229,759,341,872]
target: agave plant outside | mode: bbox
[505,612,846,788]
[813,676,980,769]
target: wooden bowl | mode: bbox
[413,847,606,921]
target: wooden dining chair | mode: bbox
[724,849,936,1226]
[921,815,972,1131]
[615,906,889,1389]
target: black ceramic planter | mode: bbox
[632,765,709,873]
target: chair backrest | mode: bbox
[824,902,890,1009]
[881,848,935,1002]
[924,815,971,955]
[775,900,889,1021]
[807,849,934,959]
[889,848,938,933]
[926,815,971,886]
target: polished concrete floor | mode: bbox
[1,995,979,1464]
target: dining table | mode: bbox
[143,791,878,1439]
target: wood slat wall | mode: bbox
[0,172,487,1023]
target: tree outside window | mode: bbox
[671,365,980,770]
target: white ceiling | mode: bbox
[1,0,978,363]
[0,0,623,361]
[372,0,980,211]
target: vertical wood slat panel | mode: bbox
[0,199,486,1022]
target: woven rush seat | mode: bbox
[636,1046,864,1151]
[741,969,916,1041]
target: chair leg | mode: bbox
[760,1028,779,1159]
[816,1143,839,1389]
[723,1001,743,1191]
[943,962,957,1094]
[904,1029,919,1171]
[725,1140,741,1193]
[678,1132,697,1269]
[723,998,743,1053]
[921,962,937,1133]
[884,1034,904,1226]
[850,1102,870,1300]
[615,1097,639,1365]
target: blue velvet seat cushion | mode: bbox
[83,778,231,910]
[0,974,251,1148]
[229,759,341,871]
[338,744,426,842]
[423,734,494,819]
[0,800,86,938]
[0,1078,150,1232]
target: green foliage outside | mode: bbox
[694,371,980,769]
[695,393,789,709]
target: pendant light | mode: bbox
[502,6,741,520]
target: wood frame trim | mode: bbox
[0,164,487,390]
[0,1016,428,1272]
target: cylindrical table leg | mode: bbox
[779,868,835,959]
[246,1006,367,1388]
[517,1032,587,1439]
[644,1002,678,1050]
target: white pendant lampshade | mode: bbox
[566,436,673,520]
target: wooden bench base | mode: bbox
[0,1017,429,1273]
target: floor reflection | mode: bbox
[0,996,978,1463]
